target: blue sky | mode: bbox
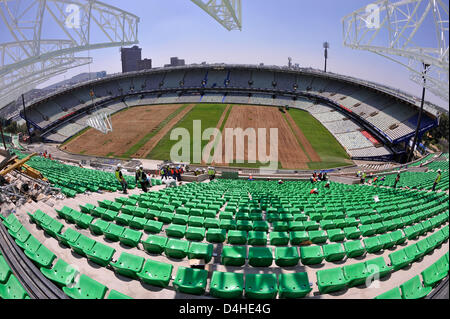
[32,0,447,109]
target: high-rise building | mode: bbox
[121,46,142,73]
[138,58,152,71]
[164,57,186,67]
[121,46,153,73]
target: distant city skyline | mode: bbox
[34,0,448,110]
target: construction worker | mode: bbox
[324,181,330,188]
[160,166,167,180]
[361,171,367,184]
[208,167,216,181]
[115,164,128,194]
[310,188,319,195]
[432,169,442,191]
[135,165,149,193]
[393,171,401,188]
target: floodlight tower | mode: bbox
[323,42,330,73]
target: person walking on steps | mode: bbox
[135,165,149,193]
[432,169,442,191]
[160,166,167,181]
[115,164,128,194]
[393,171,401,188]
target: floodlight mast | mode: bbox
[323,42,330,73]
[342,0,449,102]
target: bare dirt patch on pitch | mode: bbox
[62,104,182,157]
[219,105,310,169]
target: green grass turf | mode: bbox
[119,104,189,158]
[147,104,227,162]
[288,108,352,169]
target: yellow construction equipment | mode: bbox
[0,153,47,181]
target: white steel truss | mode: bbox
[0,0,140,108]
[86,110,112,134]
[342,0,449,102]
[191,0,242,31]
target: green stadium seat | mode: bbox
[0,255,12,283]
[9,225,31,244]
[236,220,253,231]
[165,224,186,238]
[74,214,94,230]
[85,241,116,267]
[104,224,125,242]
[172,214,188,225]
[137,259,173,288]
[204,218,220,229]
[219,219,236,230]
[185,227,206,241]
[221,245,247,266]
[188,242,213,263]
[89,219,110,235]
[289,231,309,245]
[378,233,396,249]
[173,267,208,295]
[270,231,290,246]
[40,258,77,287]
[359,224,376,237]
[390,230,406,245]
[421,256,449,287]
[400,275,432,299]
[164,239,190,259]
[245,273,278,299]
[374,287,402,299]
[0,274,29,299]
[144,220,163,233]
[129,217,146,230]
[16,235,41,254]
[248,247,273,267]
[308,230,327,244]
[227,230,247,245]
[365,257,392,278]
[322,243,346,262]
[404,243,422,262]
[278,272,312,299]
[27,210,45,224]
[342,262,369,287]
[416,238,433,256]
[275,247,300,267]
[344,227,361,240]
[210,271,244,299]
[119,228,143,247]
[63,274,108,299]
[206,228,226,243]
[300,246,324,265]
[316,267,348,294]
[327,229,345,242]
[56,228,81,246]
[110,252,145,279]
[248,231,267,245]
[363,236,384,253]
[42,219,64,237]
[344,240,366,258]
[24,244,56,268]
[142,235,167,254]
[158,212,174,224]
[107,290,133,299]
[188,216,204,227]
[70,235,96,257]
